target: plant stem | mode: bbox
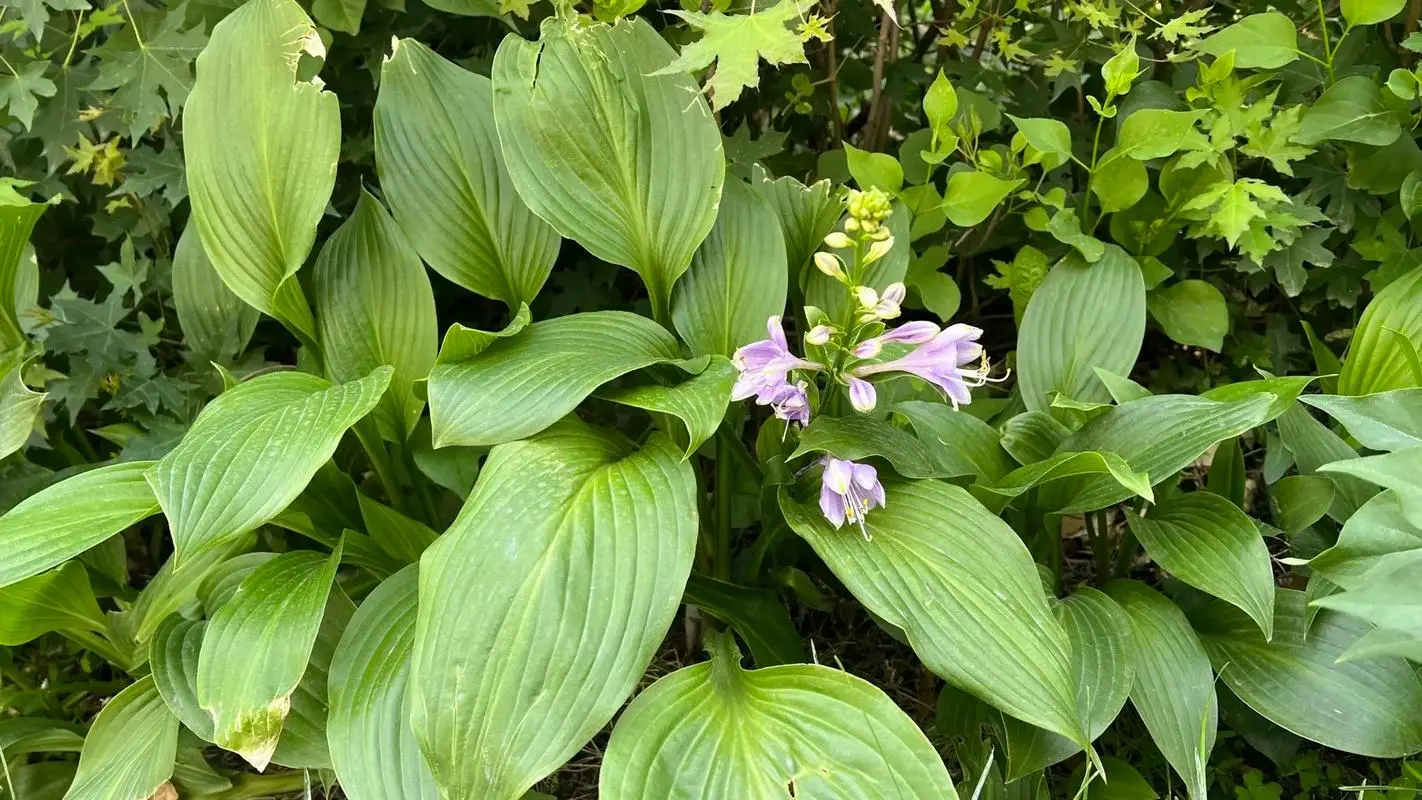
[1081,111,1108,231]
[714,429,734,581]
[1316,0,1337,82]
[1086,510,1112,583]
[193,772,309,800]
[354,424,405,513]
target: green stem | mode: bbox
[714,430,734,581]
[354,424,406,513]
[1086,510,1112,584]
[392,441,439,527]
[61,630,132,670]
[1081,110,1108,231]
[1315,0,1337,82]
[193,772,309,800]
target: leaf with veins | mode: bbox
[657,0,817,111]
[87,4,206,142]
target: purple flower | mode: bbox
[847,376,877,412]
[766,380,810,425]
[852,321,941,358]
[732,316,822,403]
[851,323,997,409]
[819,457,885,539]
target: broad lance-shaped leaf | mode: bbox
[753,165,841,283]
[1302,388,1422,452]
[681,573,805,667]
[428,311,681,448]
[195,545,341,769]
[183,0,338,345]
[595,356,736,458]
[171,224,259,365]
[600,633,959,799]
[328,566,438,800]
[1127,491,1276,639]
[0,184,55,360]
[981,451,1153,506]
[1277,403,1376,522]
[791,414,968,479]
[1309,491,1422,589]
[1339,266,1422,395]
[1321,447,1422,528]
[492,16,723,321]
[1195,589,1422,757]
[0,461,159,588]
[375,38,559,308]
[147,367,390,564]
[62,677,179,800]
[779,479,1087,748]
[894,401,1014,484]
[1017,246,1145,412]
[0,362,44,461]
[270,585,355,770]
[313,190,437,443]
[151,616,214,741]
[1105,580,1216,800]
[1048,392,1276,512]
[1002,589,1135,780]
[0,561,106,646]
[671,177,787,358]
[411,421,697,800]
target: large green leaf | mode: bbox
[596,356,736,457]
[600,633,958,798]
[1310,491,1422,589]
[681,572,804,667]
[195,546,341,769]
[1312,561,1422,632]
[779,479,1087,747]
[1277,403,1377,521]
[492,17,723,321]
[183,0,338,344]
[0,461,159,588]
[0,364,43,462]
[1321,447,1422,527]
[0,561,105,645]
[894,401,1014,484]
[271,585,354,770]
[1341,268,1422,395]
[1193,12,1298,68]
[329,566,438,800]
[313,190,436,443]
[1294,76,1403,148]
[410,421,697,800]
[1271,475,1335,534]
[1105,581,1216,800]
[1302,388,1422,451]
[671,178,787,358]
[427,311,681,448]
[753,166,841,281]
[1195,589,1422,757]
[147,368,390,564]
[171,224,259,365]
[1017,247,1145,412]
[374,38,559,308]
[791,414,965,479]
[982,451,1153,505]
[62,677,179,800]
[0,187,53,359]
[1050,393,1275,512]
[1127,492,1275,639]
[150,616,215,740]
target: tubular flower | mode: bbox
[819,457,885,539]
[853,321,940,359]
[851,323,1004,409]
[766,380,810,426]
[847,376,877,412]
[731,315,822,403]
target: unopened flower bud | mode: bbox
[806,325,832,346]
[852,337,883,358]
[848,376,878,413]
[864,236,894,265]
[856,286,879,310]
[824,231,853,249]
[844,217,861,233]
[814,251,845,279]
[873,282,905,320]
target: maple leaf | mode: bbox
[26,63,96,174]
[658,0,817,111]
[0,0,87,45]
[65,134,124,186]
[119,143,187,206]
[1263,226,1334,296]
[0,60,56,130]
[1154,7,1213,43]
[1241,105,1314,176]
[87,4,206,142]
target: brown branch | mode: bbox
[825,0,844,146]
[1406,0,1422,63]
[862,3,900,151]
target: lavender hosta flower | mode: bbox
[731,315,821,403]
[766,380,810,426]
[852,323,1000,409]
[819,457,885,539]
[852,320,940,359]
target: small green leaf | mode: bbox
[150,616,214,741]
[63,677,179,800]
[1341,0,1406,27]
[844,143,905,193]
[0,364,44,462]
[1112,109,1207,160]
[942,170,1023,227]
[1147,280,1229,352]
[1008,115,1072,163]
[657,0,815,111]
[681,573,805,666]
[1193,13,1299,69]
[1091,155,1147,213]
[1271,475,1335,534]
[1277,404,1377,522]
[312,0,365,34]
[924,71,958,144]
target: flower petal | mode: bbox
[848,377,877,413]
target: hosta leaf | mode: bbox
[1309,491,1422,589]
[410,421,697,800]
[1051,393,1275,512]
[1301,388,1422,451]
[357,494,438,566]
[1195,589,1422,757]
[1311,561,1422,631]
[150,616,214,740]
[1105,580,1216,800]
[0,561,105,645]
[267,585,354,770]
[1320,447,1422,527]
[1193,12,1298,69]
[427,311,680,448]
[195,546,341,769]
[0,461,159,588]
[147,368,390,564]
[600,633,958,798]
[1276,403,1376,521]
[329,566,438,800]
[671,178,787,358]
[681,573,804,666]
[492,16,723,321]
[983,451,1153,505]
[62,677,179,800]
[779,479,1087,748]
[0,364,44,461]
[1127,492,1275,639]
[596,356,736,457]
[313,190,436,442]
[1270,474,1335,534]
[171,224,258,365]
[0,185,54,356]
[894,401,1014,484]
[374,38,559,308]
[999,410,1071,465]
[753,166,841,279]
[791,414,965,479]
[184,0,337,344]
[658,0,815,111]
[1339,267,1422,395]
[1018,247,1145,412]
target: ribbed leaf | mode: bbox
[1310,491,1422,588]
[1051,393,1275,512]
[62,678,178,800]
[1311,561,1422,631]
[671,178,787,358]
[358,494,438,566]
[427,311,680,448]
[0,364,43,461]
[999,410,1072,465]
[1277,403,1377,521]
[779,479,1086,747]
[1105,580,1217,800]
[195,546,341,769]
[1017,247,1146,412]
[375,38,559,308]
[1127,492,1276,639]
[0,190,53,357]
[410,421,697,800]
[183,0,338,344]
[895,401,1014,483]
[492,17,723,320]
[0,461,159,588]
[1338,266,1422,395]
[600,634,958,799]
[150,616,214,740]
[791,414,966,479]
[171,224,259,365]
[681,573,805,667]
[1302,388,1422,451]
[147,368,390,564]
[596,356,736,457]
[983,451,1153,505]
[270,585,354,770]
[1195,589,1422,757]
[1320,447,1422,527]
[0,561,105,645]
[313,190,436,442]
[753,166,842,281]
[1271,474,1335,534]
[328,566,438,800]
